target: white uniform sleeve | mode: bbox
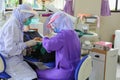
[4,22,27,57]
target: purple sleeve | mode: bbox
[43,33,64,53]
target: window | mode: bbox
[109,0,120,12]
[5,0,19,9]
[5,0,65,11]
[118,0,120,10]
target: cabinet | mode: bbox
[89,48,118,80]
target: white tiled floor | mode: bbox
[116,63,120,80]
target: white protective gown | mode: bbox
[0,16,37,80]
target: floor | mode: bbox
[116,63,120,80]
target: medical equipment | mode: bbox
[89,48,118,80]
[75,15,99,55]
[78,23,89,33]
[82,40,92,50]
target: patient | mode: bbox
[36,12,81,80]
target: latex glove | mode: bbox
[44,32,57,38]
[25,40,37,47]
[34,37,42,42]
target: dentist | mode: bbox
[36,12,81,80]
[0,4,38,80]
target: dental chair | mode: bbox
[74,55,92,80]
[0,54,11,80]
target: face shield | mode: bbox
[50,23,60,33]
[20,10,38,26]
[47,12,74,33]
[20,10,37,16]
[30,16,40,24]
[47,14,60,33]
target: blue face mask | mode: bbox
[53,27,60,33]
[24,18,32,25]
[51,24,60,33]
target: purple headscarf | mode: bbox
[12,4,36,30]
[47,12,74,33]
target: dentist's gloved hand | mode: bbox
[25,40,37,47]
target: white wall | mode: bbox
[100,13,120,42]
[74,0,120,42]
[74,0,101,16]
